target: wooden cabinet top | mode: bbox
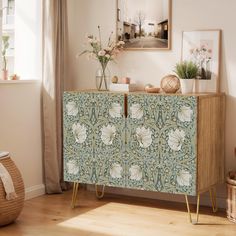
[64,90,224,98]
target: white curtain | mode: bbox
[42,0,68,193]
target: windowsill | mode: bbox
[0,79,41,84]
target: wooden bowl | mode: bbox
[145,87,160,93]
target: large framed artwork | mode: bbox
[182,30,221,93]
[116,0,172,50]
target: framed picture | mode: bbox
[182,30,221,92]
[116,0,172,50]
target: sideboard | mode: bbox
[63,91,225,223]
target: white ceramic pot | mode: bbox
[180,79,194,94]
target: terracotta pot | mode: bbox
[2,69,8,80]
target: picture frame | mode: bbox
[181,30,222,93]
[116,0,172,50]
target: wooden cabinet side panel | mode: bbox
[197,95,225,193]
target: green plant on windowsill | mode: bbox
[2,35,10,80]
[174,61,199,79]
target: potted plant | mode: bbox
[174,61,198,93]
[2,35,10,80]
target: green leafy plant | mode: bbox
[2,35,10,71]
[174,61,199,79]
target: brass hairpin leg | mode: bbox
[209,187,218,213]
[71,182,79,208]
[95,184,105,199]
[185,194,200,224]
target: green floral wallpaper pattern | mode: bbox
[63,92,197,196]
[63,92,126,187]
[126,94,197,195]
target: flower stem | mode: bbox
[98,71,103,90]
[98,25,102,50]
[103,68,108,90]
[97,64,108,91]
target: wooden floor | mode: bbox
[0,189,235,236]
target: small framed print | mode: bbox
[182,30,221,92]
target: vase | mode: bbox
[180,79,194,94]
[95,66,110,91]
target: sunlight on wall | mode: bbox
[14,0,42,80]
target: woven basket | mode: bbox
[227,171,236,223]
[0,155,25,226]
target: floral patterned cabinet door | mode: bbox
[126,94,197,196]
[63,92,126,187]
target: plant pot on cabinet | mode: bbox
[180,79,194,94]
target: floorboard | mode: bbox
[0,189,235,236]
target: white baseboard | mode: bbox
[87,185,226,209]
[25,184,45,200]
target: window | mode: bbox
[1,0,15,78]
[1,0,42,81]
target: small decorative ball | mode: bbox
[144,84,153,91]
[111,76,119,83]
[161,75,180,93]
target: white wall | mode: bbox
[162,0,169,20]
[67,0,236,207]
[67,0,116,90]
[0,82,44,199]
